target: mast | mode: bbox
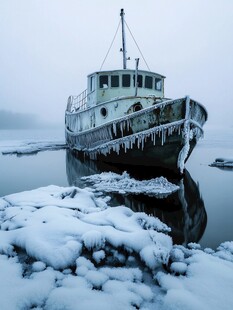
[120,8,127,69]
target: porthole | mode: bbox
[133,103,142,112]
[100,107,108,118]
[126,102,143,114]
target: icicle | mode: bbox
[120,122,123,137]
[112,122,117,136]
[153,132,156,145]
[141,135,144,150]
[127,118,130,131]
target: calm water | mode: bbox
[0,127,233,250]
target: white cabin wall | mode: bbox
[66,96,156,133]
[87,74,98,108]
[87,70,165,107]
[96,86,162,103]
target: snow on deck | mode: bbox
[0,185,233,310]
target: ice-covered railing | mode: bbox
[66,89,87,112]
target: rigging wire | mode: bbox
[125,20,151,72]
[99,20,121,71]
[99,17,151,72]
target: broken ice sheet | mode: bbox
[81,171,179,197]
[0,140,66,156]
[210,157,233,168]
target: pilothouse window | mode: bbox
[133,75,143,88]
[90,76,95,92]
[155,78,162,91]
[99,75,109,88]
[122,74,131,87]
[111,75,119,87]
[145,76,153,89]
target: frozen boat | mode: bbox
[65,9,208,174]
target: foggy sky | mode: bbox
[0,0,233,128]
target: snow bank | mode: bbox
[156,243,233,310]
[210,157,233,168]
[0,186,233,309]
[0,140,66,155]
[81,171,179,197]
[0,185,171,270]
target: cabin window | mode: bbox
[155,78,162,91]
[90,76,95,92]
[99,75,109,89]
[122,74,131,87]
[111,75,119,87]
[145,76,153,89]
[133,74,143,88]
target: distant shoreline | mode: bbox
[0,110,62,129]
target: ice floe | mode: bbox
[0,185,233,309]
[210,157,233,168]
[0,140,66,155]
[81,171,179,197]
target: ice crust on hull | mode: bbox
[65,97,207,173]
[68,120,202,173]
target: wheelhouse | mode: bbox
[87,69,165,108]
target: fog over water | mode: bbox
[0,0,233,128]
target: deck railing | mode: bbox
[67,89,87,112]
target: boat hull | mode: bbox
[92,134,196,171]
[71,131,196,174]
[65,97,207,174]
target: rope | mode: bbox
[99,20,121,71]
[125,20,151,71]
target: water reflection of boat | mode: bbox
[66,149,207,246]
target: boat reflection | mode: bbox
[66,150,207,246]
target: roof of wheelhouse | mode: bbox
[87,69,166,79]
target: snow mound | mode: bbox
[0,185,172,271]
[156,243,233,310]
[0,140,66,155]
[0,186,233,310]
[81,171,179,197]
[210,157,233,168]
